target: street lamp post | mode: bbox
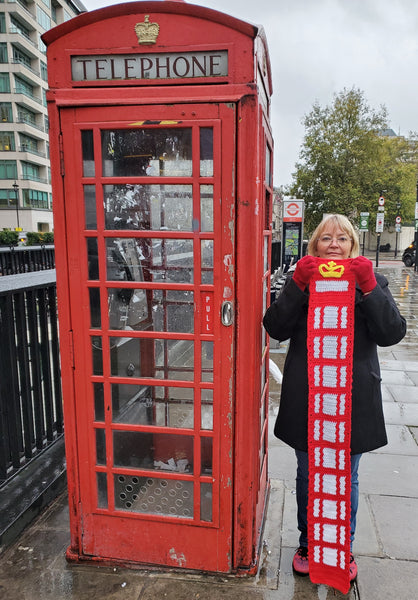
[12,181,20,230]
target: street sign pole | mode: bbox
[375,197,385,268]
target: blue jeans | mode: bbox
[295,449,362,550]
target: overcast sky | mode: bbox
[79,0,418,187]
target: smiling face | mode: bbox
[315,225,353,259]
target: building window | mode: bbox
[15,75,35,98]
[19,133,38,153]
[21,161,41,181]
[0,14,5,34]
[0,160,17,179]
[41,61,48,82]
[10,16,31,40]
[37,6,51,31]
[0,132,15,151]
[13,46,32,69]
[0,42,7,63]
[22,188,49,209]
[0,189,16,207]
[0,102,12,122]
[17,105,37,127]
[0,72,10,93]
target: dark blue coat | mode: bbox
[263,273,407,454]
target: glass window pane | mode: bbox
[200,185,213,232]
[201,341,213,382]
[106,238,193,283]
[200,482,212,522]
[102,128,192,177]
[201,437,212,475]
[82,130,95,177]
[112,384,194,428]
[201,389,213,430]
[96,428,106,465]
[110,337,194,381]
[92,336,103,375]
[114,475,193,518]
[113,431,193,473]
[94,382,105,422]
[201,240,213,284]
[200,127,213,177]
[84,185,96,229]
[104,184,193,231]
[108,288,193,333]
[89,288,101,328]
[87,238,99,280]
[97,472,108,509]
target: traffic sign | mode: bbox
[395,216,401,224]
[283,199,304,222]
[376,213,384,233]
[378,196,385,206]
[359,212,369,232]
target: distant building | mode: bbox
[0,0,86,233]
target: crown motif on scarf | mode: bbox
[135,15,160,45]
[318,260,345,278]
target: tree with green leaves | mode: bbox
[289,87,418,234]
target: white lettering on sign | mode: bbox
[71,51,228,82]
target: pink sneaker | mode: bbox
[292,546,309,575]
[349,554,358,582]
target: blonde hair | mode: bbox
[307,214,360,257]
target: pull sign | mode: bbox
[221,301,234,327]
[201,292,214,334]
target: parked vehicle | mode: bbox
[402,241,416,267]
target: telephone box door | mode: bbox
[59,103,235,571]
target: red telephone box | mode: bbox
[43,1,273,573]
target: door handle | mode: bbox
[221,301,234,326]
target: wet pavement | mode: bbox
[0,259,417,599]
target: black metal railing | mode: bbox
[0,270,62,486]
[0,245,55,276]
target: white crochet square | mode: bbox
[341,306,348,328]
[322,500,337,520]
[340,336,348,359]
[323,474,337,495]
[314,306,321,329]
[323,447,336,469]
[322,335,338,359]
[340,365,347,387]
[314,523,321,541]
[323,365,338,387]
[314,472,321,492]
[315,447,321,467]
[323,420,337,443]
[314,420,321,440]
[315,393,321,413]
[339,449,346,470]
[315,281,349,293]
[314,545,321,564]
[339,476,346,496]
[323,393,338,416]
[339,393,346,415]
[339,549,346,570]
[340,501,347,520]
[314,498,320,517]
[314,336,321,358]
[323,547,338,567]
[323,524,337,544]
[314,365,321,386]
[339,422,346,443]
[323,305,339,328]
[339,526,346,546]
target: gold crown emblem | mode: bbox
[135,15,160,45]
[318,261,345,278]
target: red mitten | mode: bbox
[351,256,377,294]
[292,255,318,291]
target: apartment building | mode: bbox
[0,0,86,234]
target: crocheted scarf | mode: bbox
[306,258,356,594]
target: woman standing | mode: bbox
[263,214,406,582]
